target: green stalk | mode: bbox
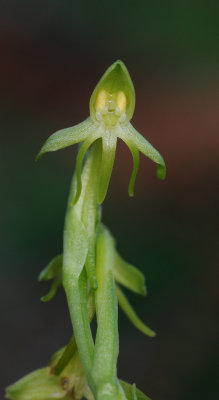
[62,140,102,394]
[63,268,95,387]
[54,289,96,376]
[92,225,119,400]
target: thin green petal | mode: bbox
[127,146,140,197]
[74,133,101,205]
[120,123,166,180]
[40,278,61,302]
[98,135,117,204]
[36,117,95,160]
[114,251,146,296]
[116,285,156,337]
[118,133,140,196]
[119,380,151,400]
[38,254,62,281]
[90,60,135,122]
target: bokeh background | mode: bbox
[1,1,218,399]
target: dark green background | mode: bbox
[1,1,218,399]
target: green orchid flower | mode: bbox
[37,60,166,205]
[6,347,94,400]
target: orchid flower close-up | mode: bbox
[37,60,166,205]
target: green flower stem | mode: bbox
[62,140,102,394]
[92,225,119,400]
[54,289,96,376]
[63,268,95,389]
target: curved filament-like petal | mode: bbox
[113,251,146,296]
[120,123,166,180]
[119,134,140,197]
[74,133,101,205]
[36,117,95,160]
[40,278,61,302]
[128,146,140,197]
[116,285,156,337]
[98,134,117,204]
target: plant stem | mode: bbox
[62,140,102,394]
[54,290,96,376]
[92,225,119,399]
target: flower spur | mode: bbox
[36,60,166,205]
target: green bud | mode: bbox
[5,368,67,400]
[6,347,95,400]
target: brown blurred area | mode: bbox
[0,2,218,400]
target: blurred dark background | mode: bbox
[1,1,218,399]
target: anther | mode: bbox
[117,91,127,112]
[96,90,107,111]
